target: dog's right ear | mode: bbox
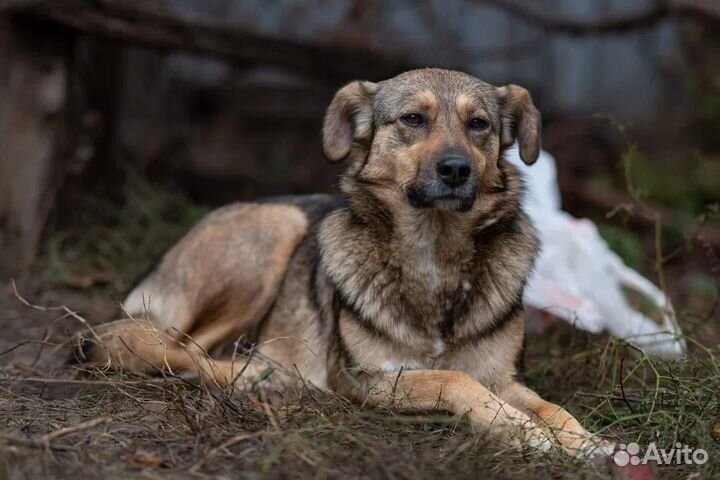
[497,84,541,165]
[322,81,378,162]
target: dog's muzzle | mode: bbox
[407,155,477,212]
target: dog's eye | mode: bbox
[468,118,490,131]
[401,113,425,127]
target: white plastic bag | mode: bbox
[506,146,685,356]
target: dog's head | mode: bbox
[323,68,540,213]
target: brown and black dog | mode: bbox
[76,68,612,457]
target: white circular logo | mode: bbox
[613,442,641,466]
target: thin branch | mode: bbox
[11,279,104,344]
[40,416,111,443]
[560,173,720,247]
[473,0,720,35]
[2,0,415,82]
[0,416,111,450]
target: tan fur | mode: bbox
[75,69,610,458]
[497,84,542,164]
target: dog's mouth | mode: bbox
[406,186,476,212]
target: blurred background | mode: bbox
[0,0,717,330]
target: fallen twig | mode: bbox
[0,416,111,451]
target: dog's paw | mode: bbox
[506,425,554,454]
[575,438,616,460]
[526,431,553,453]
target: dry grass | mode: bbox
[0,308,717,479]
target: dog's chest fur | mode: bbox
[318,204,538,377]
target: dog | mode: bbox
[76,68,611,457]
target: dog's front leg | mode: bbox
[499,381,614,458]
[345,369,552,451]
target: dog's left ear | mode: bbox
[497,84,541,165]
[322,80,379,162]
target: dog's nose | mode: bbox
[436,157,471,187]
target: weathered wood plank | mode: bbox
[0,17,74,272]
